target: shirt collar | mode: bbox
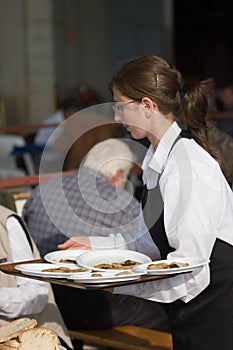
[142,122,182,188]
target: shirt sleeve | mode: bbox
[0,217,49,318]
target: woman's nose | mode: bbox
[114,113,122,122]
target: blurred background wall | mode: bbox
[0,0,174,126]
[0,0,232,126]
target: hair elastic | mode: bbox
[179,82,185,103]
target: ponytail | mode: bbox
[182,79,218,158]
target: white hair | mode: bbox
[82,138,135,178]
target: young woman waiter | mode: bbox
[109,55,233,350]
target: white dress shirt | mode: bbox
[115,122,233,303]
[89,233,126,250]
[0,216,49,318]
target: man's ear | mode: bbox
[109,169,124,188]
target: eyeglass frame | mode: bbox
[112,99,141,115]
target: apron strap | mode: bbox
[141,129,191,259]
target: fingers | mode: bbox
[57,239,75,250]
[57,236,91,250]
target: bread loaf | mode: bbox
[18,328,60,350]
[0,345,17,349]
[0,339,19,349]
[0,338,19,348]
[0,319,61,349]
[0,319,37,343]
[2,339,19,348]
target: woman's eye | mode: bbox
[112,103,123,114]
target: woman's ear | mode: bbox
[141,97,155,119]
[141,97,157,113]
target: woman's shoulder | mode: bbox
[166,138,221,187]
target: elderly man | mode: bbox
[22,138,169,333]
[23,138,156,257]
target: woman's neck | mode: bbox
[147,113,174,148]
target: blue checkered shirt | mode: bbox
[22,168,141,257]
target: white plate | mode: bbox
[132,257,210,275]
[67,270,144,284]
[15,263,90,278]
[59,346,66,350]
[76,249,151,272]
[44,250,90,266]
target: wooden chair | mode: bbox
[12,192,31,216]
[69,326,173,350]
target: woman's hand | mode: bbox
[57,236,91,250]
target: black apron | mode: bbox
[141,131,233,350]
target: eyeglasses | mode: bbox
[112,100,137,115]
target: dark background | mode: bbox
[174,0,233,81]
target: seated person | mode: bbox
[34,97,79,146]
[34,97,80,173]
[208,123,233,187]
[22,138,169,333]
[215,83,233,138]
[23,138,156,257]
[0,204,73,349]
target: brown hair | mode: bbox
[109,55,215,156]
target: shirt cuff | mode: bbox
[89,233,127,250]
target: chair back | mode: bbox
[0,134,36,176]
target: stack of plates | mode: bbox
[15,250,208,283]
[15,249,152,283]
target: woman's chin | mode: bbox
[124,126,145,139]
[129,131,141,139]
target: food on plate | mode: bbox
[94,263,112,269]
[168,262,189,268]
[94,259,141,270]
[59,258,76,264]
[42,266,88,273]
[0,318,60,350]
[91,273,102,277]
[147,261,189,270]
[147,263,168,270]
[115,271,132,276]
